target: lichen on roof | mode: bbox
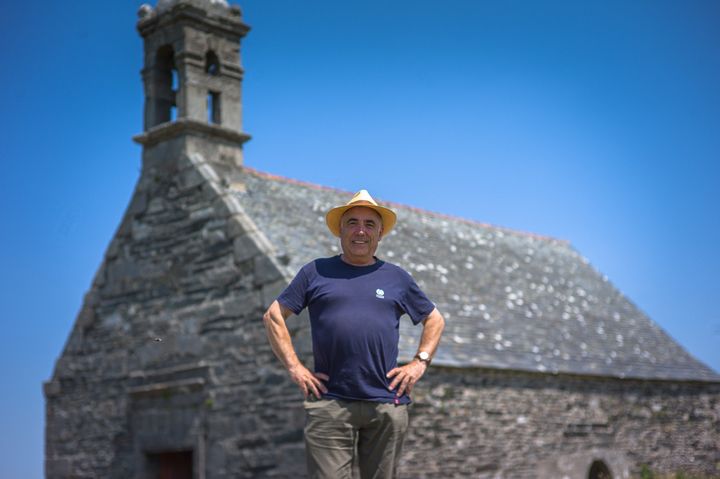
[235,167,719,382]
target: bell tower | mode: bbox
[133,0,250,169]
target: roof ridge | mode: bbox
[242,166,569,245]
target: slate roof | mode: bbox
[235,167,719,382]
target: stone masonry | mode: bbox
[403,368,720,478]
[45,149,313,478]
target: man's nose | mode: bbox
[356,225,368,235]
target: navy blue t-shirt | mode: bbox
[277,255,435,404]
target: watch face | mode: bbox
[419,352,430,361]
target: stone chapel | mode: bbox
[45,1,720,478]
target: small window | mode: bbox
[207,91,221,124]
[146,450,193,479]
[205,50,220,76]
[588,460,612,479]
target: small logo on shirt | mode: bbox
[375,289,385,299]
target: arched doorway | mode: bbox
[588,460,613,479]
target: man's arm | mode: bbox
[262,300,328,399]
[386,307,445,397]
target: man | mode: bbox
[262,189,445,479]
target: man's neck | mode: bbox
[340,254,376,267]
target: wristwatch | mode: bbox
[415,351,431,365]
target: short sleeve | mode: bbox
[399,273,435,325]
[277,266,310,315]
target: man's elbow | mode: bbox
[262,304,277,326]
[263,301,290,326]
[435,312,446,332]
[426,308,445,330]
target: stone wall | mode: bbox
[45,152,311,478]
[402,367,720,478]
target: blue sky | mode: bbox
[2,1,719,477]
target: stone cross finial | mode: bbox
[156,0,230,13]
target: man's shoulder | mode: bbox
[296,256,340,275]
[378,259,413,278]
[379,258,402,269]
[307,255,341,269]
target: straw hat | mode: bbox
[325,190,397,237]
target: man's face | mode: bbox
[339,206,383,266]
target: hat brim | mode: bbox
[326,203,397,237]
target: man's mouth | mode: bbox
[352,240,368,244]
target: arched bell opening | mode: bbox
[149,45,178,126]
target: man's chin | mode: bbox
[343,250,375,264]
[350,248,372,257]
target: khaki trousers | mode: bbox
[303,398,409,479]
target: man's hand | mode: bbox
[386,360,427,397]
[289,363,329,399]
[386,308,444,397]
